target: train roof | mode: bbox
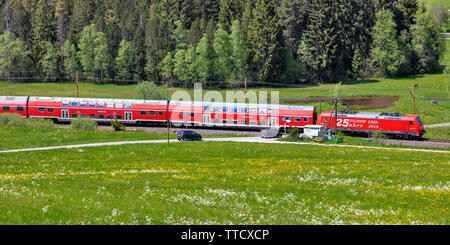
[28,96,315,111]
[0,96,28,102]
[322,110,408,120]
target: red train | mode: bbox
[0,96,425,137]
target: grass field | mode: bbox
[0,142,447,225]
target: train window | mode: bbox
[233,120,238,125]
[232,108,238,112]
[17,107,24,112]
[250,120,257,125]
[3,106,9,111]
[140,111,147,116]
[240,120,248,125]
[106,103,114,108]
[416,117,423,125]
[80,103,87,107]
[158,111,164,117]
[203,106,210,111]
[259,121,266,125]
[71,102,78,107]
[71,114,78,118]
[149,111,156,116]
[213,119,220,124]
[62,102,69,106]
[222,119,228,124]
[409,121,413,125]
[89,114,96,119]
[48,108,54,113]
[80,114,87,118]
[213,107,220,112]
[268,109,276,114]
[98,103,105,108]
[223,107,228,112]
[189,112,195,117]
[107,115,114,120]
[282,117,292,122]
[116,103,123,108]
[294,117,302,122]
[116,115,123,120]
[250,108,257,113]
[98,115,105,119]
[303,117,309,123]
[259,109,266,114]
[38,108,45,112]
[322,117,326,121]
[240,108,248,113]
[180,112,185,118]
[88,103,96,108]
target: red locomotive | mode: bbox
[317,110,424,138]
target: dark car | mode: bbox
[177,130,202,141]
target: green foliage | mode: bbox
[41,41,60,81]
[160,51,174,81]
[173,49,188,82]
[411,8,446,74]
[79,24,98,77]
[336,131,344,143]
[287,127,299,138]
[370,9,407,77]
[196,34,213,83]
[213,24,233,82]
[230,19,248,81]
[0,114,56,129]
[63,39,81,78]
[111,119,126,131]
[0,31,30,79]
[135,81,166,100]
[115,40,135,80]
[71,117,98,131]
[94,32,112,80]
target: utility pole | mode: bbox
[334,97,338,138]
[167,90,170,146]
[75,73,79,98]
[319,96,322,115]
[410,84,419,114]
[244,78,247,94]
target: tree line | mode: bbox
[0,0,447,85]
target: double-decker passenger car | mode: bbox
[316,110,424,138]
[1,96,317,130]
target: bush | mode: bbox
[111,120,126,131]
[0,114,57,129]
[287,127,299,138]
[336,131,344,143]
[135,81,166,100]
[71,118,98,131]
[0,113,24,126]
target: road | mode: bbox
[0,137,448,154]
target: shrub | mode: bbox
[336,131,344,143]
[0,113,24,126]
[71,118,98,131]
[135,81,166,100]
[6,117,30,127]
[111,120,126,131]
[287,127,299,138]
[28,118,57,129]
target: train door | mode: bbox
[61,109,69,119]
[124,111,133,121]
[203,114,211,125]
[268,117,278,127]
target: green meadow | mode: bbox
[0,142,448,225]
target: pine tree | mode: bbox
[213,24,233,82]
[230,19,247,80]
[42,41,60,81]
[160,51,175,81]
[297,0,342,83]
[145,56,156,81]
[94,32,112,81]
[185,45,197,83]
[196,33,213,84]
[55,0,72,48]
[63,39,80,78]
[370,9,406,77]
[171,20,188,50]
[278,0,309,59]
[79,24,98,78]
[115,40,134,80]
[133,23,147,80]
[247,0,285,82]
[411,8,446,74]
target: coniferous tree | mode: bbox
[173,49,188,83]
[213,24,232,82]
[94,32,112,81]
[370,9,406,77]
[230,19,247,81]
[185,45,197,83]
[41,41,60,81]
[278,0,308,59]
[196,33,213,84]
[115,40,134,80]
[79,24,98,78]
[133,23,147,80]
[160,51,175,82]
[411,8,446,74]
[247,0,285,82]
[63,38,80,78]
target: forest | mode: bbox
[0,0,447,85]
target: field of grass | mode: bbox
[0,142,447,225]
[421,0,450,9]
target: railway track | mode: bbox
[421,138,450,144]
